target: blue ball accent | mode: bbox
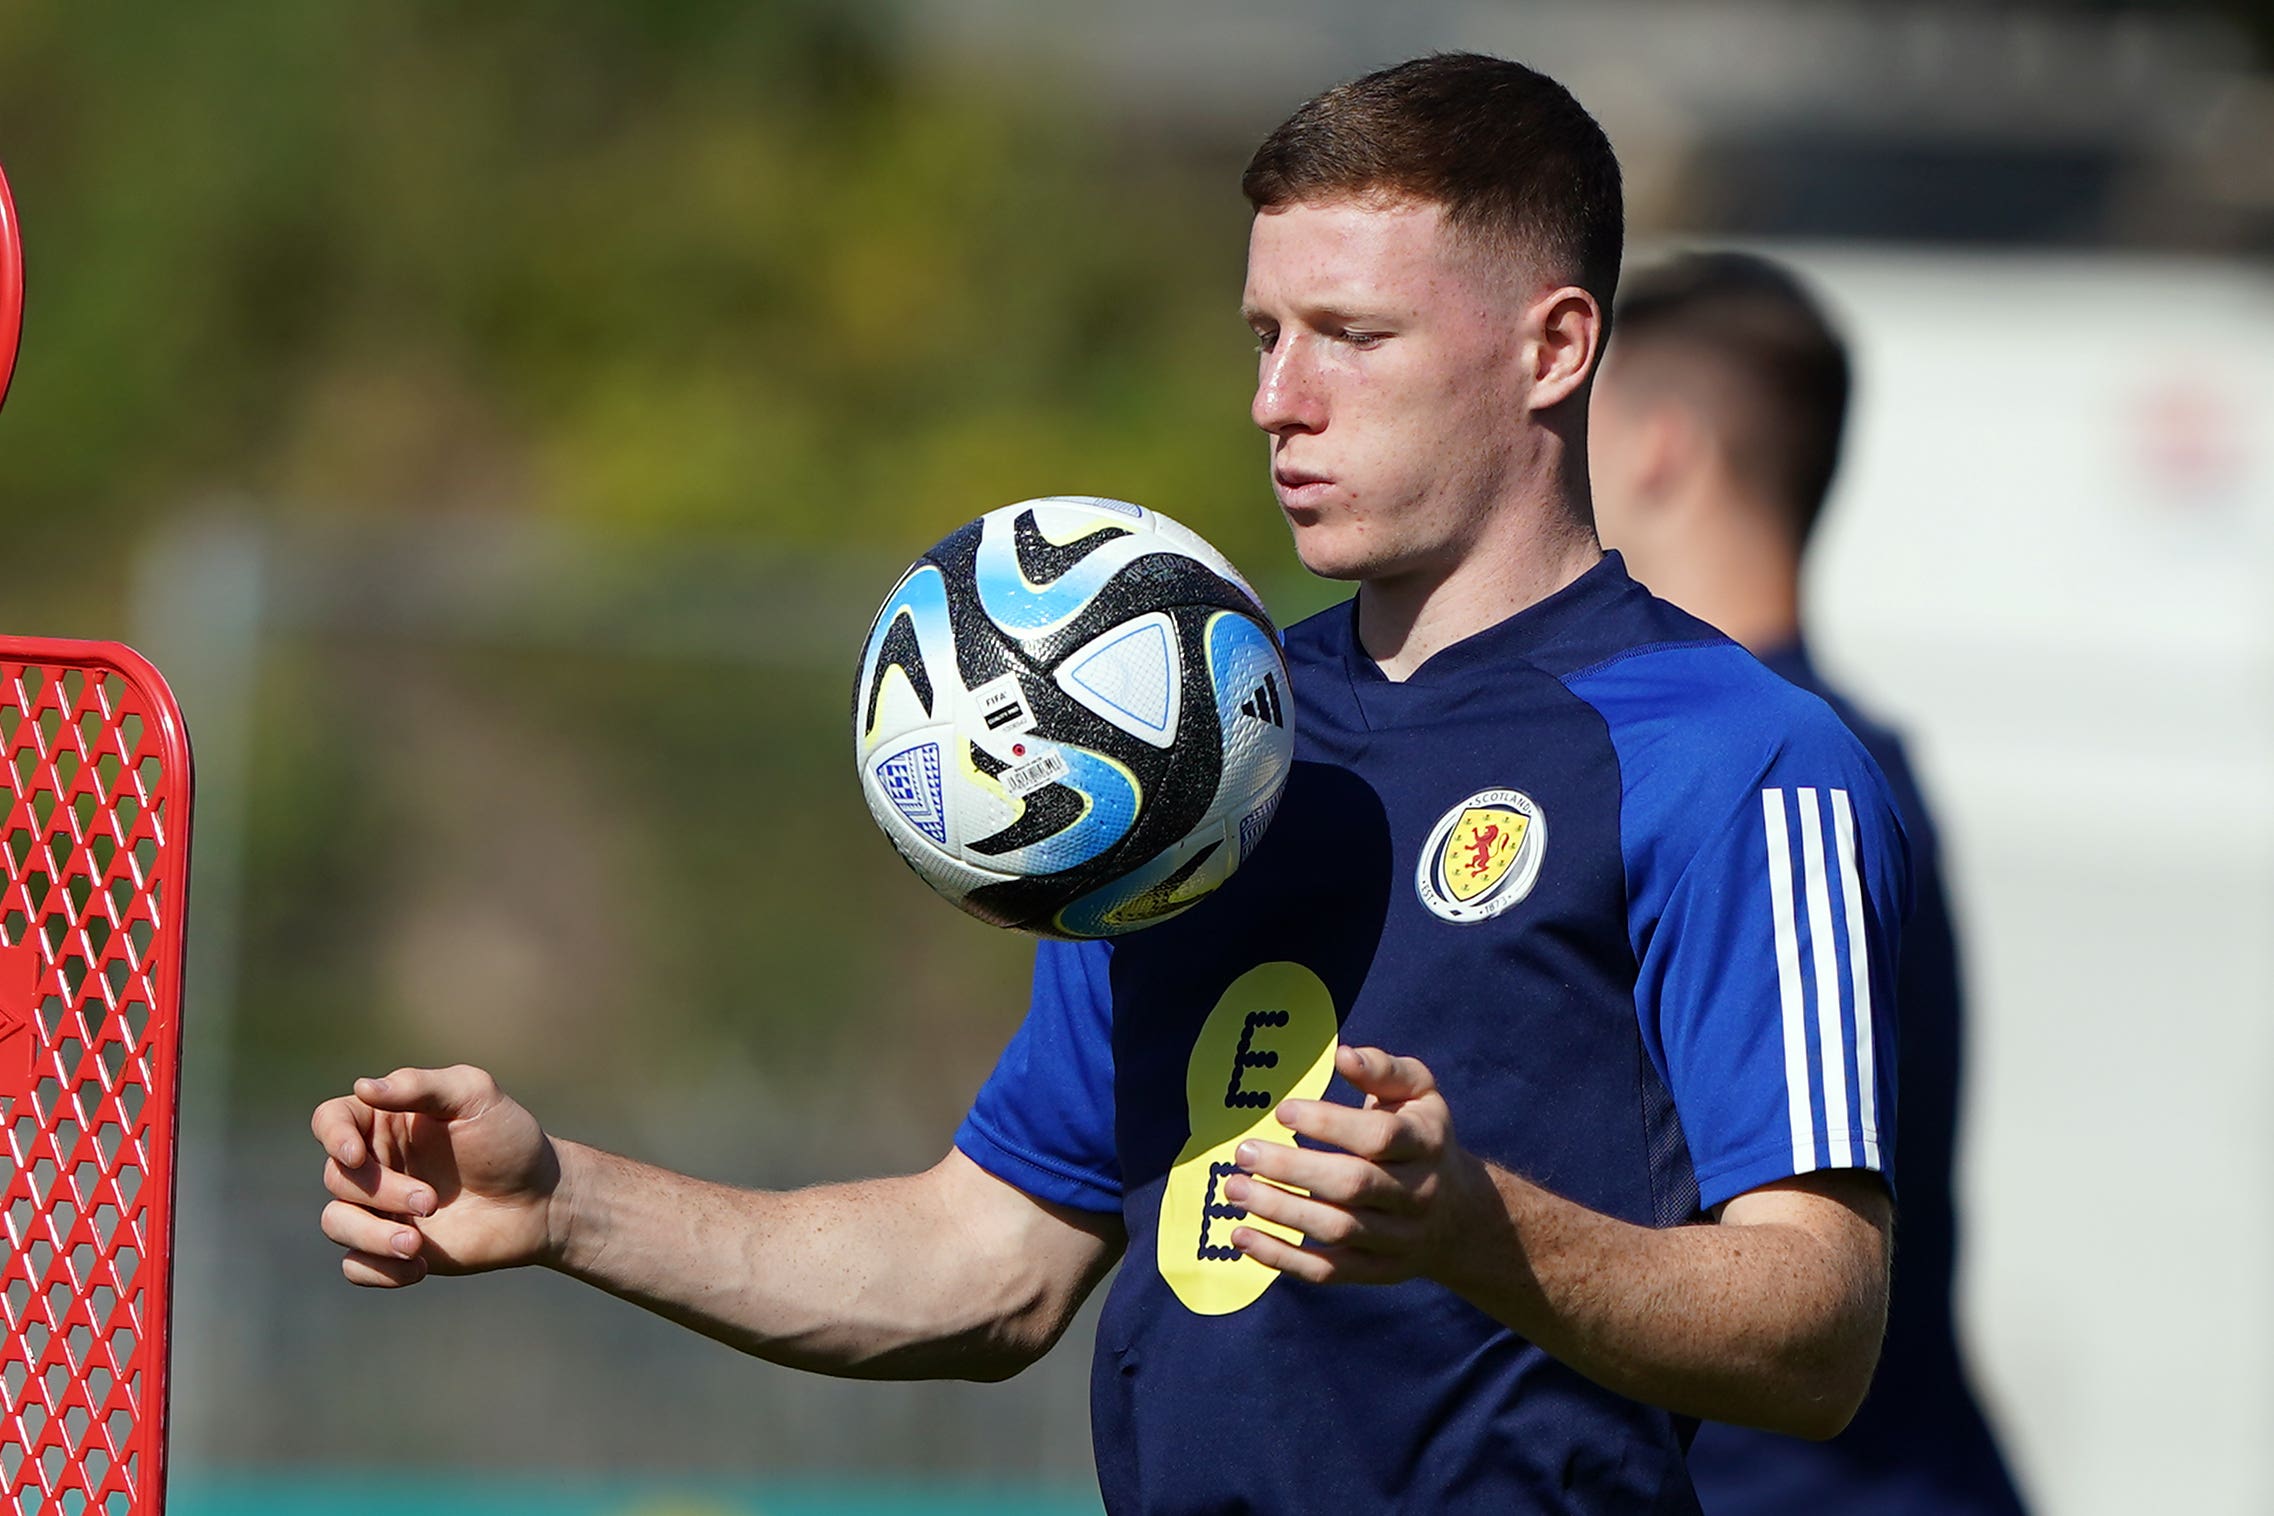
[1207,611,1284,730]
[972,518,1138,636]
[982,746,1140,876]
[874,742,948,845]
[858,563,955,732]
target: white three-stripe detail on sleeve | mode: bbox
[1761,789,1816,1171]
[1828,788,1881,1168]
[1796,789,1854,1167]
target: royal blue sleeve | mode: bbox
[953,937,1122,1213]
[1570,646,1907,1211]
[1645,773,1906,1208]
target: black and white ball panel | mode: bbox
[854,497,1293,937]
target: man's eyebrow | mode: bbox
[1243,300,1398,328]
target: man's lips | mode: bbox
[1274,467,1334,506]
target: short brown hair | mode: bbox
[1242,53,1624,312]
[1612,252,1851,545]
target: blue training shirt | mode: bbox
[1687,641,2026,1516]
[956,553,1907,1515]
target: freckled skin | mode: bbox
[1245,200,1533,584]
[1241,198,1602,681]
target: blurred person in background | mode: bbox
[1590,250,2027,1516]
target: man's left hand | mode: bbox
[1226,1044,1484,1285]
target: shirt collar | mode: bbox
[1343,550,1639,688]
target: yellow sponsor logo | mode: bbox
[1156,961,1339,1316]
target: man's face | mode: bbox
[1242,198,1537,583]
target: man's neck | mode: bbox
[1357,510,1604,682]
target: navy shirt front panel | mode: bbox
[955,555,1907,1515]
[1090,560,1702,1515]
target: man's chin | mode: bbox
[1289,532,1423,586]
[1296,556,1368,584]
[1285,525,1371,583]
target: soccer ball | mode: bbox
[854,496,1294,938]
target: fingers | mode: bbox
[340,1250,430,1289]
[353,1064,500,1120]
[1223,1171,1417,1253]
[316,1065,504,1290]
[1221,1048,1463,1289]
[323,1154,436,1218]
[1276,1097,1422,1162]
[323,1200,432,1286]
[1338,1044,1437,1103]
[310,1095,376,1170]
[1231,1225,1398,1286]
[1278,1047,1444,1160]
[1234,1138,1422,1214]
[321,1198,426,1262]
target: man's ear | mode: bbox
[1528,285,1604,412]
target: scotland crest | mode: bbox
[1416,787,1546,923]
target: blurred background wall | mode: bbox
[1,2,2270,1512]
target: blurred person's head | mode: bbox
[1589,250,1851,652]
[1238,54,1623,593]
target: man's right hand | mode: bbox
[312,1064,565,1287]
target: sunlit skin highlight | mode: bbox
[1241,197,1605,680]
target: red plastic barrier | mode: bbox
[0,643,191,1515]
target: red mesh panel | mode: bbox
[0,642,190,1515]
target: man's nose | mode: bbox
[1252,339,1325,436]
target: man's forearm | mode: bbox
[547,1141,1117,1381]
[1433,1160,1890,1438]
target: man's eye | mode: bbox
[1340,330,1385,349]
[1251,329,1279,353]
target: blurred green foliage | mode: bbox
[0,1,1290,620]
[0,3,1330,1131]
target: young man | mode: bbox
[315,57,1903,1513]
[1590,250,2027,1515]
